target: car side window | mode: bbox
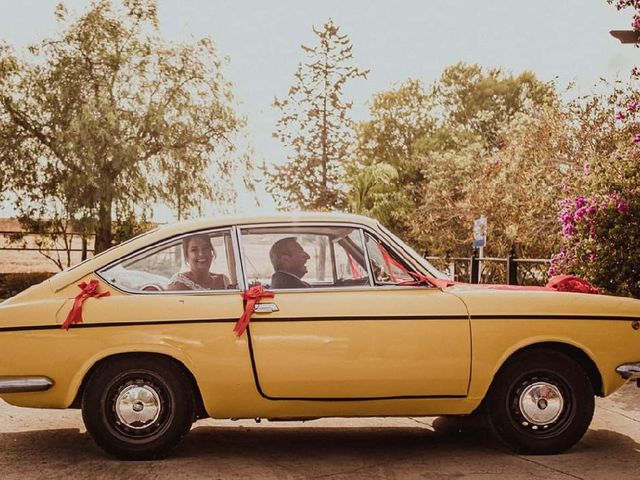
[99,230,237,293]
[240,226,370,289]
[364,232,415,285]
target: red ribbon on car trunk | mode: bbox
[234,285,274,337]
[61,279,110,330]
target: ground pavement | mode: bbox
[0,383,639,479]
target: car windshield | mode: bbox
[378,224,449,280]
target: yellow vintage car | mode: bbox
[1,212,639,460]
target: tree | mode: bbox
[348,63,557,255]
[349,79,434,234]
[0,0,245,254]
[355,79,434,182]
[269,19,368,210]
[347,163,401,226]
[434,63,556,150]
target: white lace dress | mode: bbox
[168,272,229,291]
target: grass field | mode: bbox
[0,218,92,273]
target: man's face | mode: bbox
[283,240,310,278]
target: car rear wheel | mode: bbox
[82,355,195,460]
[485,349,594,454]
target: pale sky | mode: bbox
[1,1,638,221]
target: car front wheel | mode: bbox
[82,355,195,460]
[485,349,595,454]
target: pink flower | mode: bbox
[633,15,640,30]
[608,193,621,202]
[558,210,572,222]
[574,207,588,221]
[617,201,630,213]
[633,133,640,143]
[616,111,627,121]
[628,101,639,113]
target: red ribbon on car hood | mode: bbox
[234,285,274,337]
[404,273,598,294]
[545,275,599,294]
[61,279,111,330]
[377,242,598,294]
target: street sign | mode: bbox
[473,215,487,248]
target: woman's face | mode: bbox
[185,236,214,275]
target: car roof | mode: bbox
[155,211,379,234]
[48,211,380,292]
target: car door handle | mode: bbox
[254,303,279,313]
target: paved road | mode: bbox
[1,384,639,479]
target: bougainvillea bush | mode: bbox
[552,0,640,297]
[551,189,640,297]
[549,99,640,297]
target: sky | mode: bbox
[1,0,638,221]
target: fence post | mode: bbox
[81,235,88,261]
[470,248,480,284]
[507,245,518,285]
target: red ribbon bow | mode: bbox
[546,275,599,294]
[234,285,274,338]
[61,279,110,330]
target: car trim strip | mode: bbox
[0,376,54,393]
[1,314,640,333]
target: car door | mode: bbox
[91,228,248,402]
[239,224,471,400]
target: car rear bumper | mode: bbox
[616,363,640,381]
[0,376,54,393]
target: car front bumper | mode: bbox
[616,363,640,385]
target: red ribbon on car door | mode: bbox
[61,279,111,330]
[234,285,274,337]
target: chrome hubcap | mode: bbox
[115,384,161,429]
[519,381,564,425]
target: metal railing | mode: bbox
[426,248,551,286]
[0,230,95,261]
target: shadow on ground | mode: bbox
[1,420,639,479]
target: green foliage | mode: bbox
[0,0,244,254]
[434,63,556,150]
[348,63,558,256]
[355,79,434,183]
[408,142,486,256]
[467,102,584,258]
[348,163,402,225]
[269,19,368,210]
[112,200,154,245]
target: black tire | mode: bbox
[82,355,195,460]
[485,349,594,454]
